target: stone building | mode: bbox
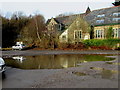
[46,5,120,44]
[59,17,90,44]
[46,7,91,43]
[85,5,120,39]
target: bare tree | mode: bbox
[20,14,46,47]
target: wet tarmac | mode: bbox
[1,50,120,88]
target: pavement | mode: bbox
[1,50,120,88]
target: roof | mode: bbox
[46,13,86,26]
[85,5,120,26]
[47,6,120,27]
[54,13,85,26]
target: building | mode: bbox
[46,5,120,44]
[85,5,120,39]
[46,7,91,43]
[46,12,87,35]
[59,17,90,44]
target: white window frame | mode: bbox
[59,24,62,30]
[95,30,104,39]
[113,28,119,38]
[74,30,82,39]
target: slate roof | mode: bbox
[46,13,86,27]
[47,6,120,28]
[85,5,120,26]
[54,13,85,26]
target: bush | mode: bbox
[57,42,86,50]
[83,39,120,48]
[58,43,69,49]
[73,42,86,49]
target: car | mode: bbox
[0,57,6,73]
[12,44,26,50]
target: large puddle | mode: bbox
[4,54,115,69]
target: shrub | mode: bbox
[58,43,69,49]
[83,39,120,48]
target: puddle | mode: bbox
[4,54,115,69]
[90,67,118,80]
[72,71,87,76]
[106,62,120,65]
[73,67,118,80]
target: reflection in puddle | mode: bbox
[4,55,115,69]
[106,62,120,65]
[72,67,118,80]
[12,56,26,63]
[101,69,117,79]
[90,67,118,80]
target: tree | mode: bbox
[2,12,29,48]
[56,12,74,18]
[106,27,114,39]
[19,14,46,47]
[2,16,17,47]
[90,25,94,39]
[112,1,120,6]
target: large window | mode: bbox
[96,20,104,23]
[74,30,82,39]
[113,12,120,16]
[95,30,104,39]
[113,18,120,21]
[113,28,119,38]
[97,14,105,18]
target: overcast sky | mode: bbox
[0,0,115,20]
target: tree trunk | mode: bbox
[34,17,41,43]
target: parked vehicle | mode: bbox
[12,44,26,50]
[12,42,26,50]
[0,57,6,73]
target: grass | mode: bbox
[1,48,12,51]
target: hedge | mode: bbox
[83,39,120,48]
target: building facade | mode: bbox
[46,5,120,44]
[85,5,120,39]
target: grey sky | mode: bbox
[1,0,115,20]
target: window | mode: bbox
[76,21,79,26]
[113,18,120,21]
[113,12,120,16]
[95,30,104,39]
[97,14,105,18]
[96,20,104,23]
[51,23,54,25]
[62,35,66,39]
[59,24,62,30]
[74,30,82,39]
[113,28,119,38]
